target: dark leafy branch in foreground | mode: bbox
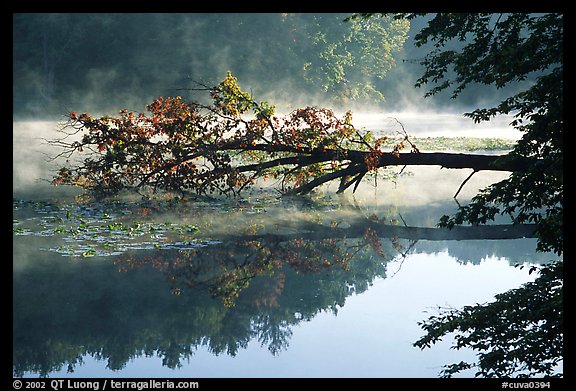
[397,13,563,256]
[414,261,563,378]
[50,72,526,201]
[387,12,564,379]
[345,13,564,379]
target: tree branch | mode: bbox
[287,163,365,195]
[453,169,477,199]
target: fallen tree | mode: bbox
[50,72,526,199]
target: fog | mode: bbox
[13,121,60,196]
[13,13,535,118]
[13,13,526,201]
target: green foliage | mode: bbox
[211,71,263,118]
[13,13,410,117]
[386,13,564,378]
[397,13,563,256]
[287,13,409,104]
[408,14,562,99]
[414,261,563,378]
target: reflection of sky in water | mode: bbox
[35,255,537,378]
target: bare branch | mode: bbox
[289,163,365,195]
[453,169,477,199]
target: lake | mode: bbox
[12,117,559,378]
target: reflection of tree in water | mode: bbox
[410,238,555,266]
[13,228,398,377]
[13,191,540,377]
[113,229,393,307]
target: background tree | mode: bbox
[13,13,410,118]
[283,13,409,104]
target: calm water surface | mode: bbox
[13,119,557,378]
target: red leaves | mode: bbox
[146,96,193,121]
[363,227,387,258]
[54,72,419,197]
[373,136,388,150]
[364,149,383,171]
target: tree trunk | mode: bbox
[373,152,527,172]
[269,150,528,195]
[235,146,527,173]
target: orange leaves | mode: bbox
[68,111,92,122]
[55,71,424,198]
[146,96,192,119]
[373,136,388,150]
[291,106,336,133]
[277,106,348,152]
[145,96,197,138]
[363,227,387,258]
[364,149,383,172]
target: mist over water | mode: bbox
[13,13,534,120]
[349,111,521,140]
[13,121,58,197]
[12,113,516,205]
[13,120,83,200]
[13,12,524,194]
